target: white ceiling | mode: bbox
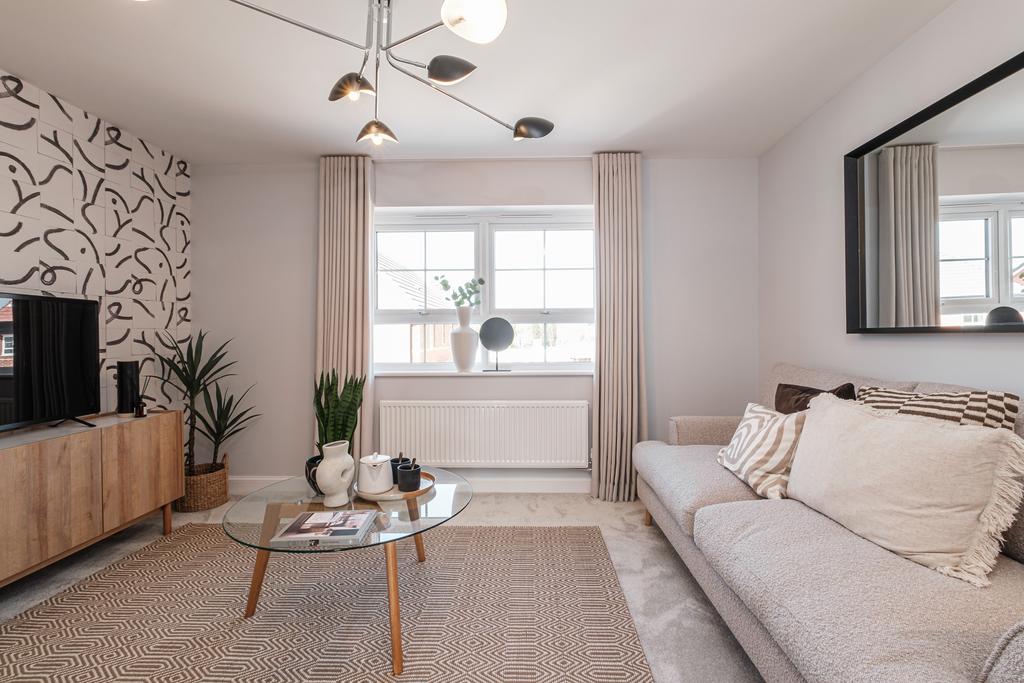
[0,0,956,164]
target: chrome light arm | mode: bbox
[224,0,370,50]
[385,53,512,131]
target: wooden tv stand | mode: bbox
[0,411,183,588]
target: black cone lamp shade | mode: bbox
[357,119,398,145]
[513,116,554,140]
[427,55,477,85]
[329,72,376,101]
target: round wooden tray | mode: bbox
[355,471,435,502]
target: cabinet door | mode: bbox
[0,431,103,582]
[102,411,183,531]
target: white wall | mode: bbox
[191,162,319,485]
[939,146,1024,196]
[759,0,1024,396]
[644,159,760,438]
[191,156,760,486]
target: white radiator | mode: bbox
[378,400,590,468]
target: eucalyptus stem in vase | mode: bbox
[435,275,485,372]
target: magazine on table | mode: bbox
[270,510,377,549]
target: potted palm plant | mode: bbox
[195,382,261,492]
[155,330,257,511]
[306,370,365,495]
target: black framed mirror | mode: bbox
[845,49,1024,334]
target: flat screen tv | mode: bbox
[0,292,100,432]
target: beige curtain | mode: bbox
[877,144,940,327]
[591,152,648,502]
[317,155,374,457]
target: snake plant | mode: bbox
[314,370,366,457]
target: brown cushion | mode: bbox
[775,382,855,414]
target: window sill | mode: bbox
[374,370,594,378]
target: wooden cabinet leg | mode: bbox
[244,549,270,618]
[384,542,403,675]
[162,503,172,535]
[643,509,653,527]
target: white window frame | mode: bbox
[372,205,595,373]
[939,195,1024,319]
[1,335,11,356]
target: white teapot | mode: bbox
[359,453,394,495]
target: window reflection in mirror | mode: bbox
[851,56,1024,331]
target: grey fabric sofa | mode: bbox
[635,363,1024,683]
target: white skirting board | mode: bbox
[228,469,592,496]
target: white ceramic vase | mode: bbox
[316,440,354,507]
[451,306,479,372]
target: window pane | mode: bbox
[545,323,595,363]
[1013,257,1024,296]
[545,269,594,309]
[495,270,544,308]
[377,232,424,270]
[426,231,474,270]
[494,230,543,269]
[1013,217,1024,258]
[374,324,416,363]
[939,260,987,298]
[377,271,425,309]
[427,270,476,309]
[488,323,544,363]
[940,313,987,327]
[939,219,986,260]
[420,323,454,362]
[545,230,594,268]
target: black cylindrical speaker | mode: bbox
[116,360,140,416]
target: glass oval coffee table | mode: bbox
[222,467,472,676]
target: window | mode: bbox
[939,198,1024,326]
[373,207,595,371]
[1,335,12,356]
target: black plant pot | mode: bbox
[305,454,324,495]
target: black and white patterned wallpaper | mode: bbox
[0,69,191,411]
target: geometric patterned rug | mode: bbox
[0,524,653,682]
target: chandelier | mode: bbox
[224,0,555,145]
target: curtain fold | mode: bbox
[591,152,648,502]
[877,144,940,327]
[317,155,374,457]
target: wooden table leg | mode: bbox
[643,509,653,527]
[162,503,172,535]
[244,503,282,618]
[406,498,426,562]
[244,550,270,617]
[384,541,403,675]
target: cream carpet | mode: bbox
[0,524,653,682]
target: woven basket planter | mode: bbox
[174,455,229,512]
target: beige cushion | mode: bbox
[693,499,1024,682]
[788,394,1024,586]
[633,442,759,536]
[717,403,806,499]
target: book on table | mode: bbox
[270,510,377,549]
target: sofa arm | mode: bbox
[983,620,1024,683]
[668,415,741,446]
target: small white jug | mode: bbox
[359,453,393,494]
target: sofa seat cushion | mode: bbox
[634,441,759,536]
[693,499,1024,683]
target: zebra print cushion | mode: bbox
[857,386,1020,431]
[717,403,807,499]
